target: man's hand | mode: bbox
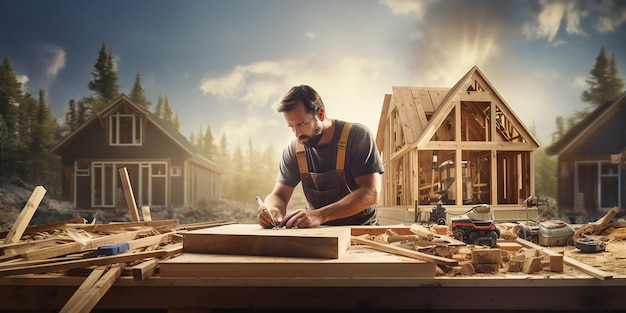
[258,206,281,229]
[279,209,322,228]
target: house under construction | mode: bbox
[375,66,540,224]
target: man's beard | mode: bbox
[299,122,323,148]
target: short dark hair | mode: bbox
[276,85,324,113]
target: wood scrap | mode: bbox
[0,217,86,239]
[59,263,124,313]
[118,167,141,222]
[132,258,159,281]
[3,186,46,244]
[141,206,152,221]
[574,206,620,239]
[22,229,145,260]
[0,244,181,277]
[351,235,458,267]
[516,237,611,280]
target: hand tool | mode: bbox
[256,196,278,229]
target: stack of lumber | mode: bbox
[0,185,231,313]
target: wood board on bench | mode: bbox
[160,245,436,278]
[182,224,351,259]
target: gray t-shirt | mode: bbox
[277,120,384,190]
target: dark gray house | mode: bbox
[51,94,222,210]
[546,91,626,220]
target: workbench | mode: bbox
[1,253,624,312]
[1,223,624,312]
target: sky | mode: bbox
[2,0,625,156]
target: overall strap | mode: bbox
[336,122,353,171]
[295,121,353,174]
[296,141,308,175]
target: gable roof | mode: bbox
[545,91,626,156]
[51,94,222,173]
[376,65,539,151]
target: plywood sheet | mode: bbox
[182,224,351,259]
[160,245,435,278]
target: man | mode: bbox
[258,85,384,228]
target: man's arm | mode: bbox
[258,182,294,228]
[281,172,381,228]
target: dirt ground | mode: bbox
[550,228,626,276]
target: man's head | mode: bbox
[277,85,324,114]
[278,85,326,147]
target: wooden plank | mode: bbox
[0,244,181,277]
[182,224,351,259]
[60,263,123,313]
[79,220,180,233]
[0,217,86,240]
[516,238,611,280]
[175,220,234,231]
[59,265,110,312]
[132,258,159,281]
[141,206,152,221]
[351,235,458,267]
[118,167,141,222]
[160,245,435,278]
[350,225,414,236]
[22,230,143,260]
[3,186,46,244]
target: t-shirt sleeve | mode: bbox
[347,123,384,179]
[276,141,301,187]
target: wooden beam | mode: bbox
[0,244,181,277]
[0,217,86,240]
[141,206,152,221]
[60,263,123,313]
[132,258,158,281]
[3,186,46,244]
[22,230,143,260]
[118,167,141,222]
[59,265,110,312]
[350,235,458,267]
[515,238,612,280]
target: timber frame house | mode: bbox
[376,66,540,221]
[51,94,222,211]
[546,91,626,220]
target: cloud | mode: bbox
[572,75,588,90]
[16,75,29,91]
[197,54,392,152]
[403,1,515,87]
[594,1,626,33]
[40,43,66,77]
[380,0,430,18]
[306,31,316,39]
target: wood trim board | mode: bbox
[160,245,435,278]
[182,224,351,259]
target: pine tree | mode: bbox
[203,125,217,161]
[581,46,625,106]
[163,93,173,124]
[0,55,24,178]
[88,43,120,111]
[154,94,163,118]
[172,111,180,131]
[64,99,77,134]
[129,70,151,109]
[218,132,229,168]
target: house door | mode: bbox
[92,161,168,208]
[575,161,620,212]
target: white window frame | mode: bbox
[89,161,168,208]
[574,160,621,211]
[109,112,142,146]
